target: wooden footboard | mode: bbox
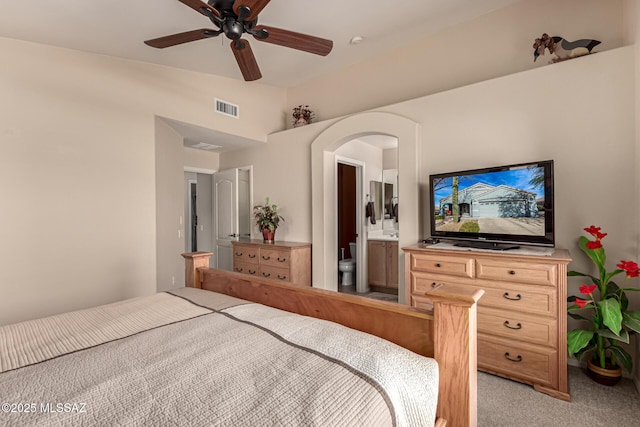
[183,252,482,427]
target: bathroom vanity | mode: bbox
[367,239,398,289]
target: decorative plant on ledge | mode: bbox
[567,226,640,381]
[253,197,284,242]
[292,104,315,127]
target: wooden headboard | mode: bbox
[183,252,482,427]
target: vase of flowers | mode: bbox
[292,104,315,127]
[567,225,640,385]
[253,197,284,243]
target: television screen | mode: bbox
[429,160,554,249]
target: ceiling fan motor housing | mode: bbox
[222,18,244,39]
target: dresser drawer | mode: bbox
[409,253,474,278]
[233,245,259,264]
[474,281,556,317]
[479,308,556,346]
[411,295,434,311]
[476,258,557,286]
[478,335,556,388]
[259,249,291,268]
[410,271,476,295]
[259,265,291,282]
[233,261,258,276]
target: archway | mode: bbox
[311,112,420,304]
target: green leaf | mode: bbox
[568,312,589,321]
[578,236,606,270]
[608,345,633,373]
[623,311,640,334]
[567,329,594,357]
[567,270,600,285]
[599,298,623,335]
[598,328,629,344]
[603,269,624,284]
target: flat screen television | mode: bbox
[429,160,554,250]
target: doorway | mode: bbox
[310,111,420,305]
[184,172,213,261]
[336,157,366,293]
[337,162,357,291]
[184,167,252,271]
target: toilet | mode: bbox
[338,242,357,286]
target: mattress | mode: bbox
[0,287,439,426]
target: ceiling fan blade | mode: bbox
[231,39,262,81]
[233,0,270,21]
[144,29,218,48]
[253,25,333,56]
[178,0,220,18]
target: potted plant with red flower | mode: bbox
[567,226,640,384]
[253,197,284,242]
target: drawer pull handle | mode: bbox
[277,257,287,263]
[508,270,516,275]
[503,292,522,301]
[277,275,287,280]
[235,267,243,272]
[435,263,441,267]
[262,272,271,277]
[504,353,523,362]
[503,321,522,330]
[262,256,271,260]
[235,252,243,256]
[248,269,256,274]
[248,254,256,259]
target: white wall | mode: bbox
[221,45,636,367]
[623,0,640,387]
[0,37,285,325]
[286,0,625,123]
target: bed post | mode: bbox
[426,286,483,427]
[181,252,212,288]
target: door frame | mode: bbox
[335,155,367,293]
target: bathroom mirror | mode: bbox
[369,180,383,222]
[382,169,398,232]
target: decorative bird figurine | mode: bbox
[533,33,600,62]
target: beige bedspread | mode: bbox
[0,287,438,426]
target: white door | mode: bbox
[213,169,238,271]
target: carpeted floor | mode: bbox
[478,366,640,426]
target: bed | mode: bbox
[0,252,482,427]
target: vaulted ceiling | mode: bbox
[0,0,524,87]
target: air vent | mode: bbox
[215,98,239,118]
[190,142,222,151]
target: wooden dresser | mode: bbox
[403,244,571,401]
[231,240,311,286]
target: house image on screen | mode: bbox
[439,183,539,218]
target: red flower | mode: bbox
[579,284,597,295]
[574,298,589,309]
[585,240,602,250]
[617,260,640,278]
[584,225,601,237]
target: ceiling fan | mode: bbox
[144,0,333,81]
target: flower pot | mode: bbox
[293,117,310,127]
[587,359,622,386]
[262,228,275,243]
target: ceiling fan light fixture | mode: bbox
[349,36,364,45]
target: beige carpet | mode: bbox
[478,367,640,426]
